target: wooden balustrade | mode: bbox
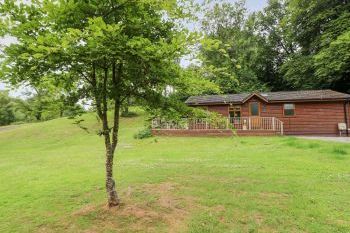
[152,117,284,135]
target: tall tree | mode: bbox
[0,0,193,207]
[200,0,270,93]
[281,0,350,91]
[314,31,350,92]
[255,0,296,90]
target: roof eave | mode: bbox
[241,92,269,104]
[268,98,350,103]
[186,101,241,106]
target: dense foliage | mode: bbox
[197,0,350,93]
[0,91,16,126]
[0,90,84,125]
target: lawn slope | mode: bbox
[0,111,350,233]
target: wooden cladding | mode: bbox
[197,99,349,136]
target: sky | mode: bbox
[0,0,267,98]
[246,0,267,12]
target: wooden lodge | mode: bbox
[152,90,350,137]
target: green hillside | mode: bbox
[0,112,350,233]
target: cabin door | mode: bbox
[249,102,261,129]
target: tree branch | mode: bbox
[111,62,122,152]
[91,63,103,119]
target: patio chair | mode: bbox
[338,123,348,136]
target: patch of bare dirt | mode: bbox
[257,191,290,209]
[232,212,271,232]
[68,182,197,233]
[72,204,96,216]
[252,212,264,225]
[258,191,289,199]
[212,205,226,213]
[135,182,197,233]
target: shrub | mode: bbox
[120,111,138,118]
[134,127,153,139]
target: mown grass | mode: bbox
[0,110,350,233]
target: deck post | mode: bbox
[281,123,284,135]
[272,117,276,131]
[248,117,251,130]
[226,118,229,129]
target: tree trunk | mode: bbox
[35,111,42,121]
[106,99,121,207]
[122,104,129,115]
[91,62,121,208]
[105,144,120,207]
[102,64,120,208]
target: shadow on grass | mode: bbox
[331,147,348,160]
[283,137,322,150]
[283,137,349,160]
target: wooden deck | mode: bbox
[151,117,284,137]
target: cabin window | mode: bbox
[250,102,260,116]
[229,106,241,118]
[262,104,267,112]
[284,103,295,116]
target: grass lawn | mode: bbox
[0,111,350,233]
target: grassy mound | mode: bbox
[0,111,349,232]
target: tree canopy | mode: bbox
[0,0,198,206]
[195,0,350,93]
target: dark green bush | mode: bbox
[134,127,153,139]
[121,111,138,118]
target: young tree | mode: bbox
[0,0,194,207]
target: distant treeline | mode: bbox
[0,91,84,126]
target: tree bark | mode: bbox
[105,104,121,207]
[103,66,120,207]
[105,138,120,207]
[91,63,120,207]
[122,104,129,116]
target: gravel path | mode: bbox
[297,136,350,143]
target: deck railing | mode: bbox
[230,117,283,133]
[152,117,284,135]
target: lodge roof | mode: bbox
[185,89,350,105]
